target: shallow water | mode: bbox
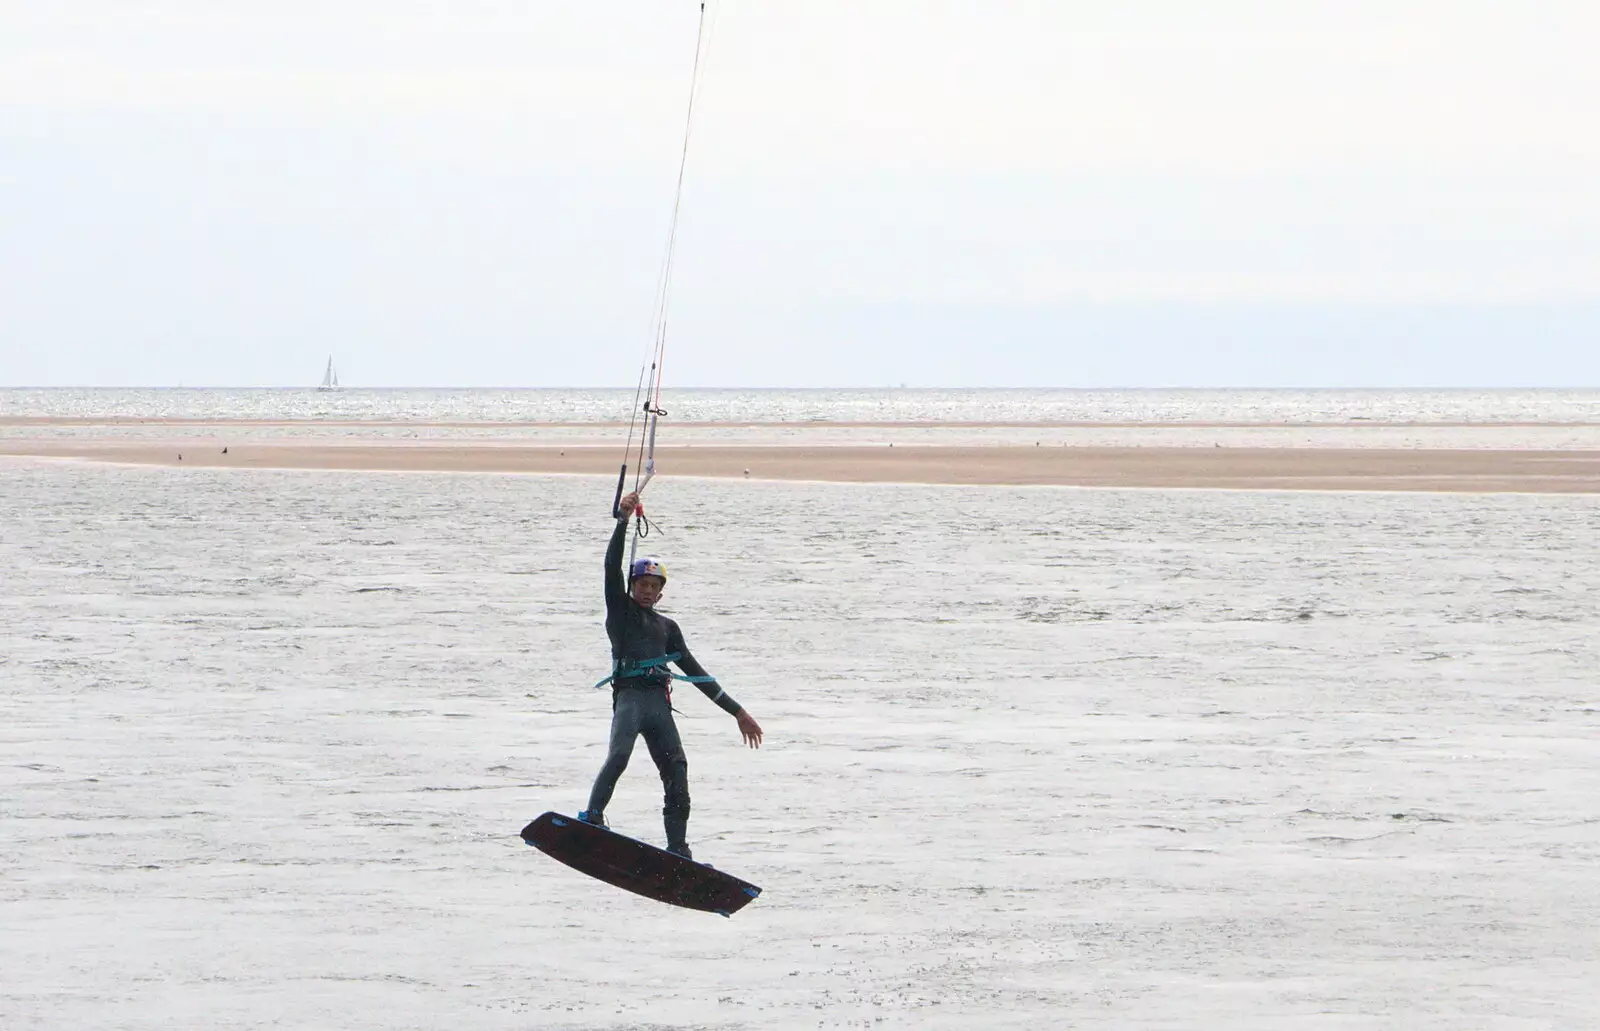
[6,386,1600,424]
[11,419,1600,451]
[4,463,1598,1029]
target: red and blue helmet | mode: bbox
[629,557,667,583]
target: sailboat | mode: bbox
[318,356,340,391]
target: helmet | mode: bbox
[629,557,667,583]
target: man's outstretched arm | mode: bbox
[671,626,763,748]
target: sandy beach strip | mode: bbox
[6,439,1600,492]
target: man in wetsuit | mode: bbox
[578,491,763,860]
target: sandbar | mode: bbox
[6,439,1600,493]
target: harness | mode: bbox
[594,652,719,694]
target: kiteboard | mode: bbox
[520,812,762,917]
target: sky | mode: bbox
[2,1,1597,388]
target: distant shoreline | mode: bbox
[6,438,1599,494]
[4,416,1600,429]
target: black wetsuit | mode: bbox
[584,516,740,849]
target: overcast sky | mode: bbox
[3,1,1597,387]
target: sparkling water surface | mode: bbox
[5,387,1600,424]
[4,461,1598,1029]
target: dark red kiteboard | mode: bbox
[520,811,762,917]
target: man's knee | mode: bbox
[602,742,634,776]
[662,756,690,811]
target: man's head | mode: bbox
[629,557,667,608]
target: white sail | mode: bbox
[318,356,339,391]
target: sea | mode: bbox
[3,388,1599,1029]
[4,385,1600,424]
[8,386,1600,453]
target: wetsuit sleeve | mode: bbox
[604,517,629,614]
[668,622,742,716]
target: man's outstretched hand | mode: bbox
[736,710,764,749]
[617,491,640,519]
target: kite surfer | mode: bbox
[579,490,763,860]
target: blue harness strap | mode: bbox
[593,652,717,690]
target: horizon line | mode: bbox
[4,384,1600,392]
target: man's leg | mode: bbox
[639,692,692,857]
[585,691,643,819]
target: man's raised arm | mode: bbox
[605,495,635,609]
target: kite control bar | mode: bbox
[609,463,649,534]
[612,464,628,519]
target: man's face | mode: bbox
[630,575,665,608]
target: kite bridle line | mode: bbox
[615,1,717,572]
